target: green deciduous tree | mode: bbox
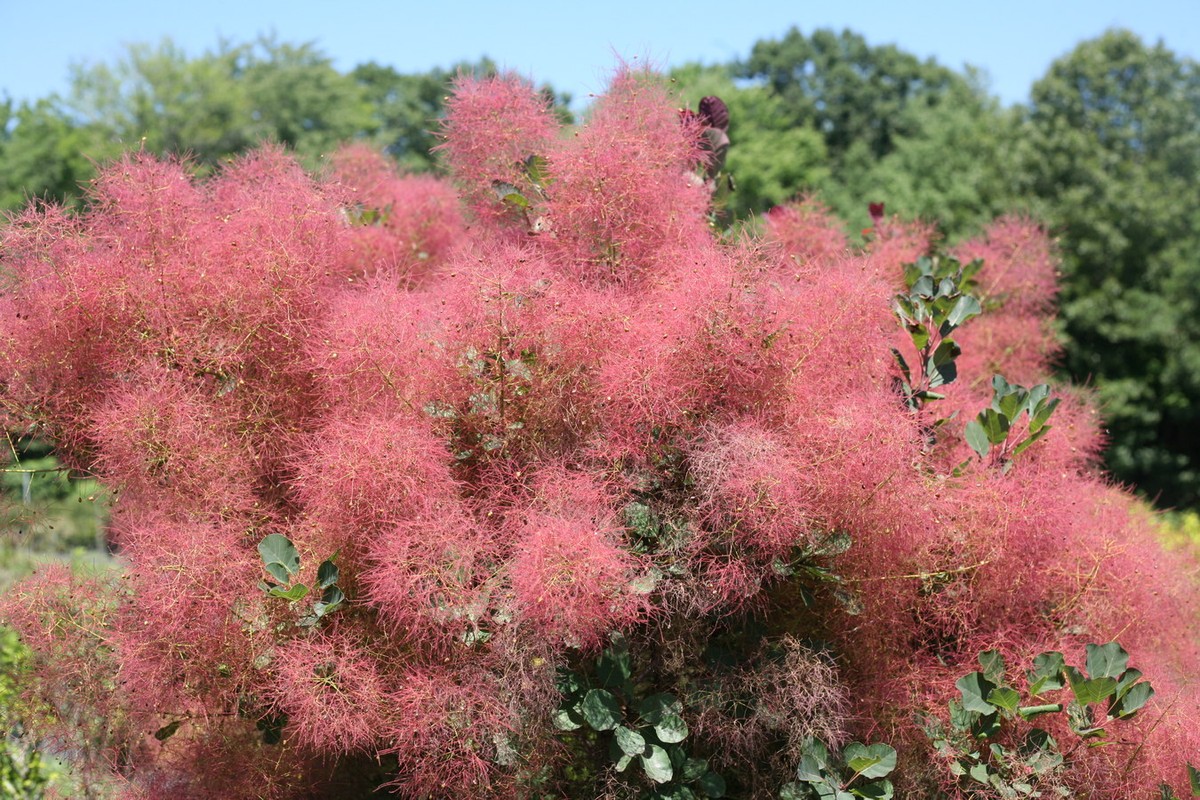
[820,70,1022,239]
[60,37,377,168]
[738,27,969,166]
[351,60,467,174]
[726,28,1016,239]
[0,97,114,211]
[2,38,376,209]
[0,41,572,213]
[1017,29,1200,507]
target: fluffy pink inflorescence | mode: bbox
[507,466,649,648]
[290,411,458,566]
[328,143,466,283]
[763,196,850,266]
[361,492,497,649]
[90,362,260,524]
[382,667,517,799]
[864,214,939,288]
[267,631,389,754]
[690,419,821,558]
[308,281,452,418]
[437,72,560,230]
[109,514,264,714]
[949,216,1063,394]
[542,67,711,284]
[955,215,1060,317]
[0,149,347,479]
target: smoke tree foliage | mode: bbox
[0,66,1197,799]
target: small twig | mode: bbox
[1119,686,1183,779]
[857,468,899,508]
[842,559,993,584]
[0,466,71,474]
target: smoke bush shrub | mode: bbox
[1,66,1198,799]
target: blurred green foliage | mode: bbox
[0,628,53,799]
[1016,30,1200,508]
[0,442,117,798]
[2,447,108,557]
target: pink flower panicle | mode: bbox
[328,143,465,283]
[267,632,388,754]
[437,73,560,230]
[507,465,649,648]
[542,66,711,284]
[382,667,517,799]
[764,196,850,266]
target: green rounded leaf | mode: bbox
[640,693,683,725]
[640,744,674,784]
[680,757,709,783]
[317,559,339,590]
[854,779,894,800]
[799,736,830,771]
[522,154,549,187]
[1023,730,1063,776]
[654,713,688,744]
[614,724,646,756]
[258,533,300,582]
[1028,651,1066,695]
[697,771,726,797]
[491,180,529,208]
[267,583,310,602]
[555,668,585,698]
[1017,703,1062,720]
[596,645,632,690]
[579,688,622,731]
[1085,642,1130,680]
[1111,680,1153,718]
[551,707,582,731]
[956,672,998,714]
[654,787,696,800]
[965,419,990,458]
[946,294,981,329]
[997,387,1026,421]
[987,686,1021,713]
[980,407,1011,444]
[313,585,345,618]
[978,650,1006,684]
[843,742,897,780]
[1065,666,1117,706]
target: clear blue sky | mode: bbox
[2,0,1198,109]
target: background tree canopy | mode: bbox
[1,27,1197,509]
[1016,30,1200,508]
